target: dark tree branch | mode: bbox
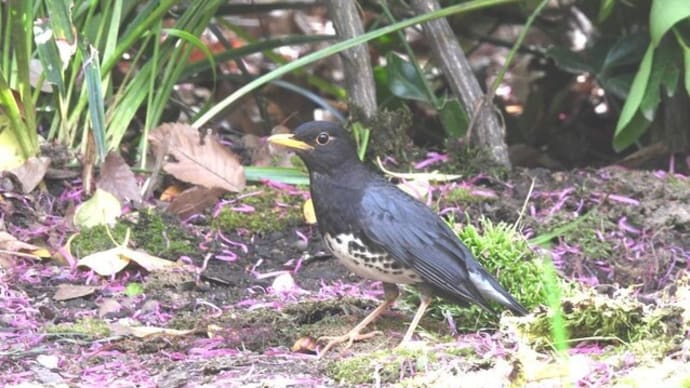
[325,1,378,122]
[410,0,511,168]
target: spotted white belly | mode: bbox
[323,233,421,284]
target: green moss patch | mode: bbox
[212,186,304,235]
[71,209,196,258]
[47,317,110,338]
[408,216,548,330]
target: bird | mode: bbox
[268,121,528,356]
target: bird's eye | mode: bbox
[316,132,330,145]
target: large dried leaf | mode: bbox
[73,188,122,228]
[53,284,98,301]
[109,318,195,338]
[0,124,27,171]
[167,186,224,219]
[97,152,142,203]
[78,246,177,276]
[149,123,245,192]
[0,231,51,266]
[77,248,129,276]
[4,156,51,193]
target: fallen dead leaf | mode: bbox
[78,246,177,276]
[0,231,51,265]
[109,318,195,338]
[0,122,28,170]
[98,298,123,318]
[167,186,225,219]
[77,248,129,276]
[73,188,122,228]
[97,152,143,203]
[4,156,51,193]
[376,156,462,182]
[121,248,178,272]
[149,123,246,192]
[302,198,317,224]
[53,283,99,301]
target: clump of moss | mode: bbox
[407,216,548,330]
[443,144,510,179]
[513,287,685,353]
[213,186,303,235]
[47,317,110,338]
[129,210,196,257]
[70,209,196,258]
[325,346,442,385]
[444,186,493,205]
[71,223,129,257]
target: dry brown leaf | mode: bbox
[149,123,245,192]
[167,186,224,219]
[97,152,142,203]
[53,284,98,301]
[98,298,123,318]
[0,231,42,252]
[5,156,51,193]
[0,231,49,263]
[109,318,195,338]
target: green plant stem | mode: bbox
[193,0,518,129]
[8,0,39,156]
[0,73,34,157]
[489,0,549,92]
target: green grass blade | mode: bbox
[9,0,38,155]
[244,166,309,185]
[83,47,107,162]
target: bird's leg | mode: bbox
[318,283,399,356]
[398,290,432,345]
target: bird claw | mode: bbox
[317,330,383,357]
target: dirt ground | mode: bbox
[1,166,689,387]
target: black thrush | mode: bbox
[268,121,528,355]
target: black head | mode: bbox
[268,121,359,174]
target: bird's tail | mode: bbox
[468,267,529,316]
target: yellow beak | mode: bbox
[267,133,314,151]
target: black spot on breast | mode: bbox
[354,253,371,263]
[348,240,367,253]
[335,236,343,244]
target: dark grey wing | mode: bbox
[359,185,527,315]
